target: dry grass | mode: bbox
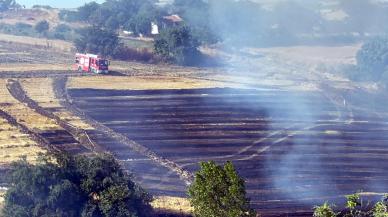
[0,110,43,165]
[68,75,229,90]
[0,189,4,216]
[0,63,71,72]
[152,196,192,215]
[0,8,58,26]
[0,33,73,52]
[0,79,48,165]
[0,8,86,29]
[0,79,61,131]
[21,78,94,130]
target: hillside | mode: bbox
[0,8,84,29]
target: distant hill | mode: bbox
[0,8,84,29]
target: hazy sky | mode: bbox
[16,0,388,9]
[17,0,105,8]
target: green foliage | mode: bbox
[343,193,369,217]
[78,2,100,21]
[55,24,72,33]
[188,161,256,217]
[0,0,20,12]
[356,37,388,80]
[34,20,50,34]
[65,0,158,36]
[313,202,338,217]
[32,5,53,9]
[373,195,388,217]
[51,24,77,41]
[171,0,218,45]
[0,22,36,37]
[0,22,78,41]
[154,25,201,66]
[314,193,378,217]
[2,153,152,217]
[74,26,120,57]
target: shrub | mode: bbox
[154,25,202,66]
[50,24,76,40]
[313,202,337,217]
[35,20,50,34]
[55,24,72,33]
[2,153,152,217]
[32,5,53,9]
[0,23,37,37]
[113,46,156,62]
[373,195,388,217]
[188,161,256,217]
[0,0,20,12]
[314,193,376,217]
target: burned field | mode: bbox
[0,37,386,215]
[68,87,388,216]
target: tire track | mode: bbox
[6,79,99,153]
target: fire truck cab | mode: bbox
[74,53,109,74]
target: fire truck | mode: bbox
[74,53,109,74]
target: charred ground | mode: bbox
[0,33,388,216]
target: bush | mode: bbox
[50,24,77,40]
[74,26,119,57]
[188,161,256,217]
[313,193,386,217]
[373,195,388,217]
[2,153,152,217]
[313,202,337,217]
[356,37,388,80]
[0,0,20,12]
[0,23,37,37]
[113,46,156,62]
[32,5,53,9]
[55,24,72,33]
[154,25,202,66]
[35,20,50,34]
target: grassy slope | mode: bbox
[152,196,192,215]
[0,190,4,216]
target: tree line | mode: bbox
[1,153,256,217]
[3,152,388,217]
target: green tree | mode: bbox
[154,25,201,66]
[74,26,120,57]
[35,20,50,34]
[0,0,20,12]
[373,195,388,217]
[78,1,100,21]
[188,161,256,217]
[313,202,338,217]
[2,153,152,217]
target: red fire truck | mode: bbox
[74,53,109,74]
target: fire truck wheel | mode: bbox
[78,66,82,72]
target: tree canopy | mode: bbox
[2,153,152,217]
[188,161,256,217]
[34,20,50,34]
[66,0,158,36]
[74,26,120,57]
[154,25,201,66]
[0,0,20,12]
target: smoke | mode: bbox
[174,0,388,209]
